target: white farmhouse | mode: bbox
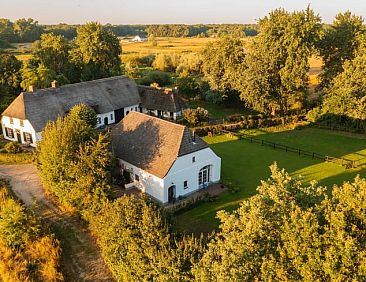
[1,76,141,146]
[131,35,147,42]
[111,112,221,204]
[138,85,185,120]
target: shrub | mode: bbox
[138,71,172,87]
[0,181,63,281]
[306,106,323,122]
[183,107,209,126]
[90,195,205,281]
[205,90,224,104]
[227,114,242,122]
[3,142,22,154]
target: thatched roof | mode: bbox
[2,76,140,132]
[138,85,185,113]
[111,112,208,178]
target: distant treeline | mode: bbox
[0,18,258,43]
[146,24,258,37]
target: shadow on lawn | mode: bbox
[177,129,366,234]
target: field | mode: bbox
[9,37,323,95]
[176,127,366,234]
[121,37,216,59]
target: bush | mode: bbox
[306,106,323,122]
[0,181,63,281]
[90,195,205,281]
[183,107,209,126]
[138,71,172,87]
[3,142,22,154]
[193,114,304,135]
[205,90,224,104]
[227,114,243,122]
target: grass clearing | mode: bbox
[0,153,33,164]
[187,100,255,119]
[176,128,366,234]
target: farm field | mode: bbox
[122,37,215,60]
[176,128,366,234]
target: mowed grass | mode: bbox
[187,100,255,119]
[176,128,366,234]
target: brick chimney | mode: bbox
[28,85,36,92]
[51,80,59,88]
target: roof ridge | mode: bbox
[23,75,130,94]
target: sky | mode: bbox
[2,0,366,24]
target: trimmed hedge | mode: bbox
[193,115,304,136]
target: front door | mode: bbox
[15,130,21,143]
[168,185,175,203]
[104,117,108,125]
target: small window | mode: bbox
[23,132,33,144]
[9,117,13,124]
[135,107,137,111]
[192,157,196,163]
[97,117,101,124]
[20,120,24,127]
[110,114,113,120]
[184,181,188,189]
[135,174,139,182]
[5,128,14,138]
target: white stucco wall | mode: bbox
[1,116,38,147]
[96,111,115,127]
[124,104,140,117]
[118,159,165,202]
[163,148,221,202]
[141,107,181,121]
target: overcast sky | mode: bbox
[2,0,366,24]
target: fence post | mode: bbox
[298,149,301,155]
[312,152,314,159]
[251,137,253,143]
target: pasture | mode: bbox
[175,127,366,234]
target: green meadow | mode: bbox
[176,128,366,233]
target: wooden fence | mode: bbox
[222,130,356,169]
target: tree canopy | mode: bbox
[193,164,366,281]
[237,8,322,115]
[90,195,205,281]
[36,104,111,214]
[318,11,366,88]
[71,22,122,81]
[322,53,366,121]
[201,36,245,97]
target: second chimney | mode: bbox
[28,85,36,93]
[51,80,59,88]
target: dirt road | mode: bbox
[0,165,113,282]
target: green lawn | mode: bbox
[176,128,366,234]
[187,100,255,120]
